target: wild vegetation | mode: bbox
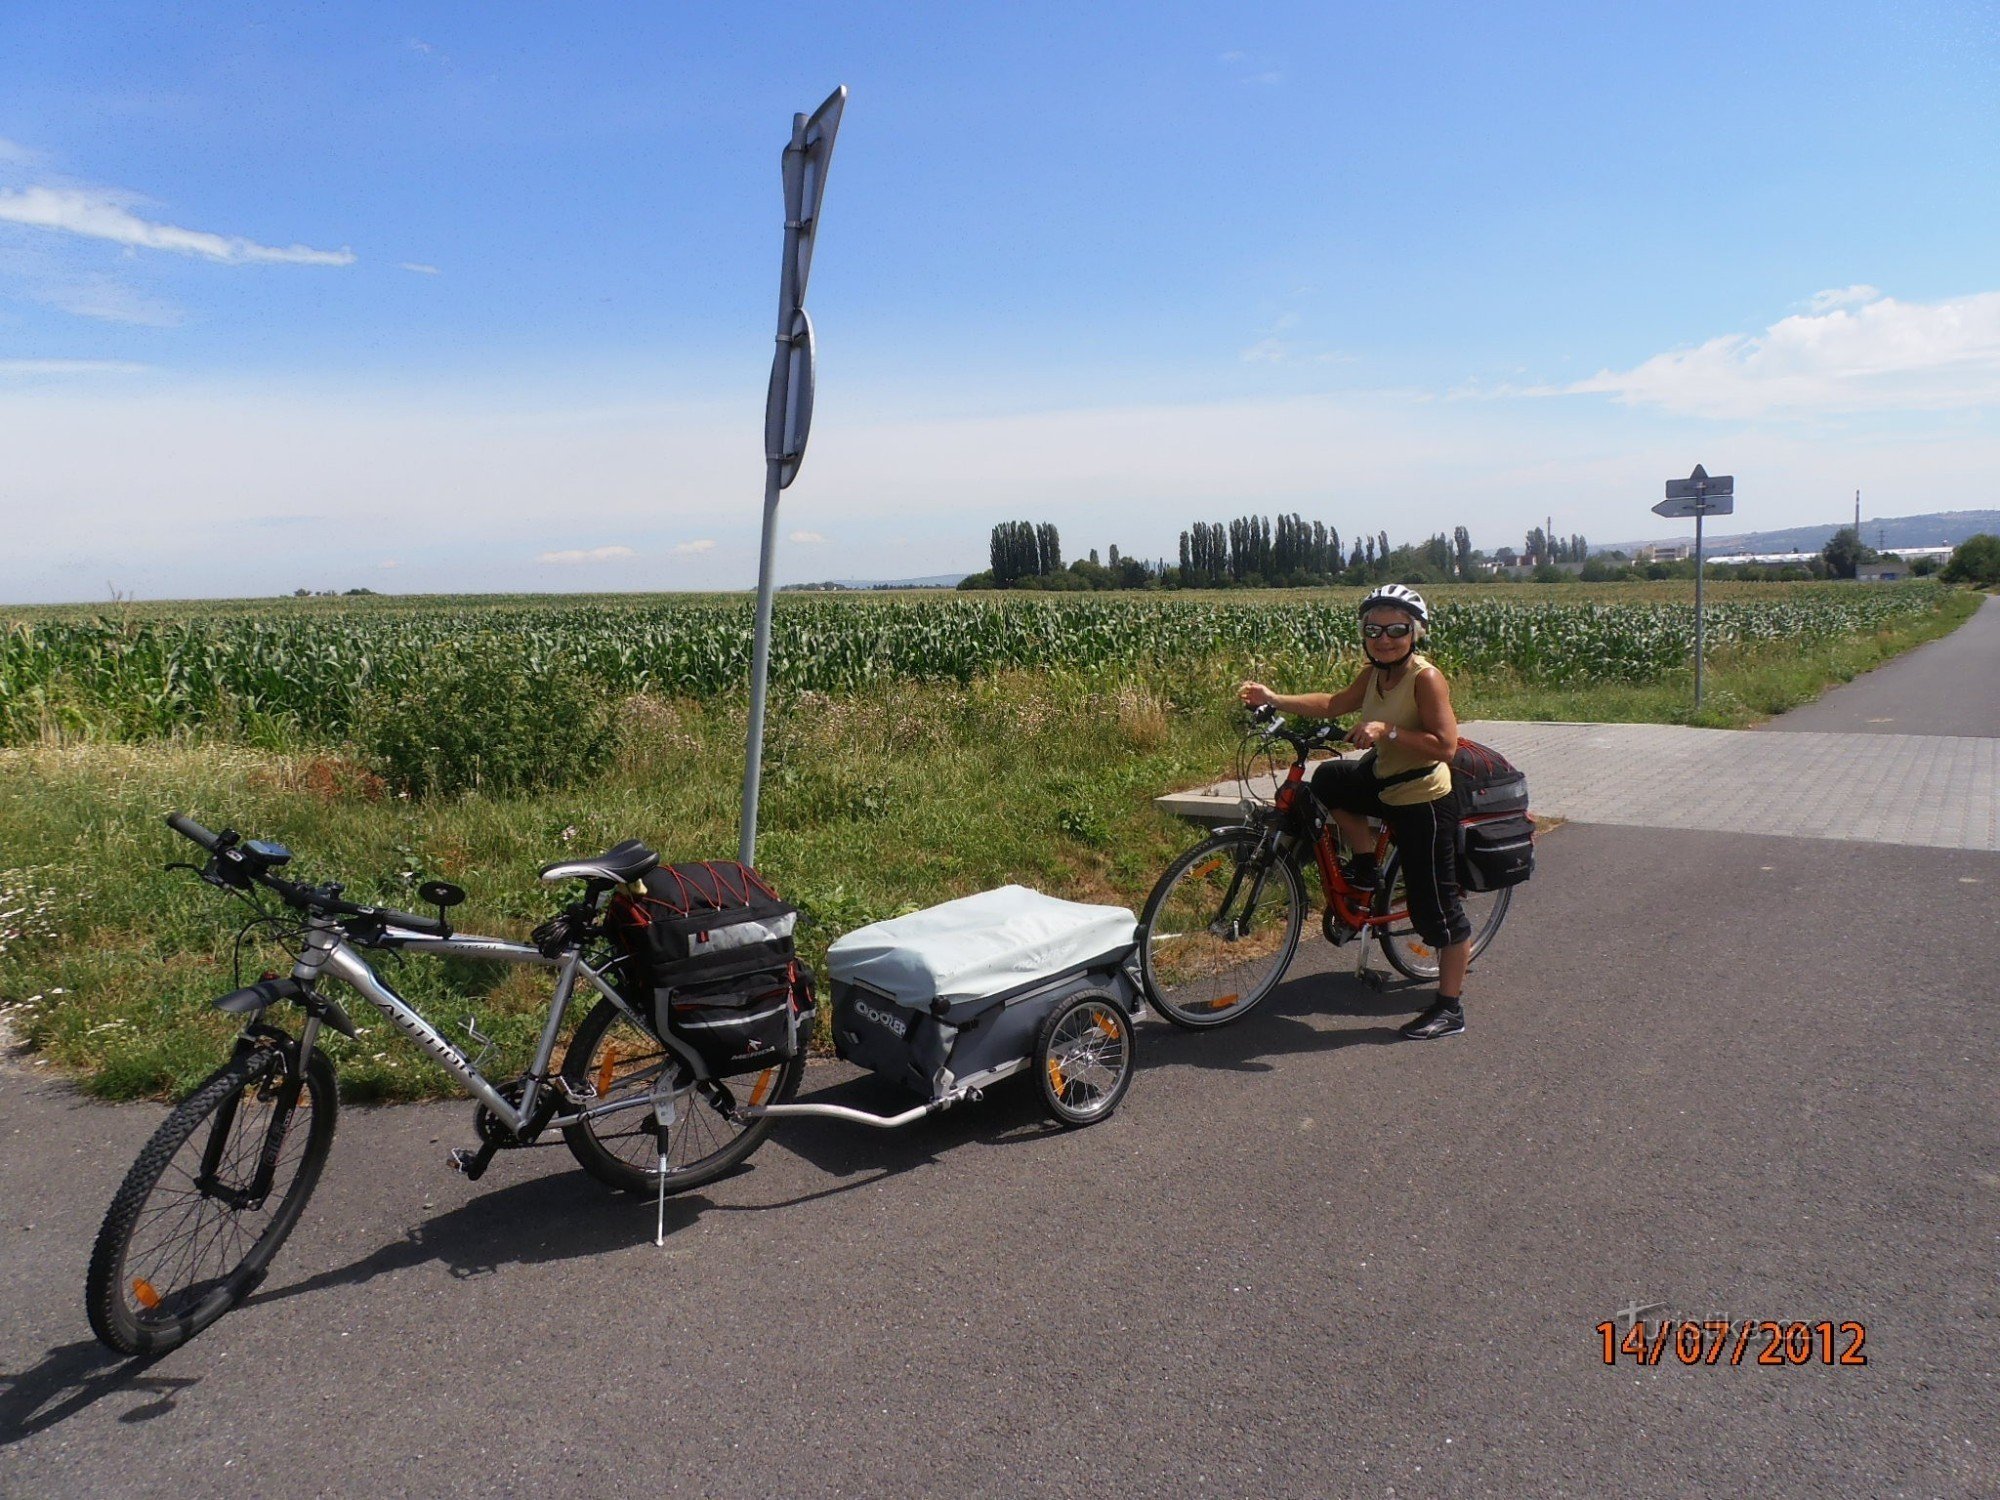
[0,581,1976,1101]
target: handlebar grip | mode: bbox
[166,812,221,851]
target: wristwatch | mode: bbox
[1387,726,1399,742]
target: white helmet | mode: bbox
[1358,583,1429,624]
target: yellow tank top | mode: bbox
[1362,653,1453,806]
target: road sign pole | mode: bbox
[739,88,845,868]
[740,460,784,866]
[1693,507,1705,711]
[1655,466,1734,717]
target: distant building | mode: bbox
[1706,550,1818,567]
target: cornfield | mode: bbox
[0,584,1949,746]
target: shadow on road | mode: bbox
[1139,960,1426,1073]
[0,1339,200,1447]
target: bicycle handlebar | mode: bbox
[167,811,223,852]
[165,812,450,937]
[1246,707,1352,759]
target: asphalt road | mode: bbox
[4,820,1993,1497]
[1757,592,2000,736]
[3,598,1996,1497]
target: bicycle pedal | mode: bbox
[446,1145,495,1181]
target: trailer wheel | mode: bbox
[1033,991,1134,1128]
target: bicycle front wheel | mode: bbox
[559,999,803,1196]
[1138,831,1305,1029]
[86,1036,337,1357]
[1374,849,1512,982]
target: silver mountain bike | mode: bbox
[85,814,805,1357]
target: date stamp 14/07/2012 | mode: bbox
[1598,1318,1868,1368]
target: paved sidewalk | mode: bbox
[1457,720,1997,851]
[1158,721,2000,852]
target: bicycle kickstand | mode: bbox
[1354,932,1385,991]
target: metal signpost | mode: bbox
[741,86,847,866]
[1652,465,1735,709]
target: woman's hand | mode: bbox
[1348,719,1390,748]
[1238,681,1275,709]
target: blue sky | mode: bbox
[2,2,1996,601]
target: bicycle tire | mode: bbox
[1373,849,1512,982]
[559,998,803,1196]
[1138,831,1305,1029]
[86,1035,337,1356]
[1034,990,1135,1128]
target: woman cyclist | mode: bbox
[1238,584,1471,1040]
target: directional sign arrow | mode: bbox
[1664,466,1735,502]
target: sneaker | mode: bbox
[1340,855,1378,891]
[1399,998,1464,1040]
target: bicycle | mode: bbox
[1137,708,1512,1028]
[85,813,804,1356]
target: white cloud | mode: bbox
[0,185,355,266]
[0,358,148,377]
[1554,290,2000,418]
[788,530,825,543]
[537,545,637,565]
[672,539,717,555]
[400,262,440,275]
[1808,285,1882,313]
[378,559,401,569]
[0,137,39,167]
[36,273,184,326]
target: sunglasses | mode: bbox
[1362,622,1414,639]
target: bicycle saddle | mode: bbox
[538,838,661,885]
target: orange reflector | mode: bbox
[1193,859,1224,878]
[748,1069,776,1108]
[596,1046,618,1097]
[1193,993,1239,1012]
[1046,1057,1066,1093]
[132,1278,161,1310]
[1093,1011,1121,1039]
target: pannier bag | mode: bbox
[661,961,814,1077]
[1446,740,1534,891]
[1459,813,1535,892]
[605,861,811,1074]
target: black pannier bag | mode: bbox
[605,861,810,1074]
[661,961,812,1077]
[1459,813,1536,891]
[1447,740,1536,891]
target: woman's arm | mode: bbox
[1237,682,1338,717]
[1404,667,1459,759]
[1238,669,1371,720]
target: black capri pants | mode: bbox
[1310,758,1472,950]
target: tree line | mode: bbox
[962,515,1584,591]
[959,515,1996,593]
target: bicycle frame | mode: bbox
[1266,757,1407,931]
[278,918,679,1139]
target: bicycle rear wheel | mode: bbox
[1138,831,1305,1029]
[559,999,803,1195]
[1374,849,1512,982]
[87,1033,337,1356]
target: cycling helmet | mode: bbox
[1357,583,1429,624]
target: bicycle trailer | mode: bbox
[748,885,1145,1134]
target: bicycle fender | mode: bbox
[214,977,303,1017]
[213,978,360,1039]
